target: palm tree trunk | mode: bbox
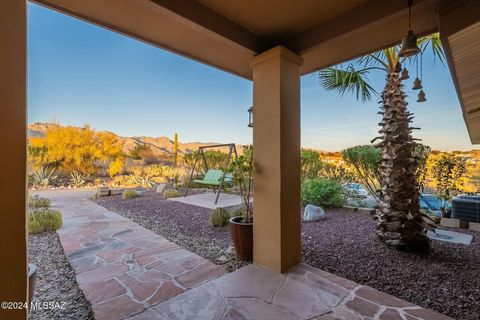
[375,72,429,251]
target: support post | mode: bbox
[0,1,28,319]
[251,46,302,273]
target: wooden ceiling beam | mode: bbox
[148,0,270,53]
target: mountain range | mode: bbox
[28,122,232,157]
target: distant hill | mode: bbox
[28,122,235,157]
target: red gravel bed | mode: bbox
[95,193,480,319]
[302,209,480,320]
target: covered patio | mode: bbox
[2,0,480,319]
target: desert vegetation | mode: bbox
[27,196,63,234]
[27,123,229,190]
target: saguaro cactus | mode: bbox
[173,132,178,166]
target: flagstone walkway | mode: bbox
[38,189,226,320]
[37,189,452,320]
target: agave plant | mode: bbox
[70,171,87,188]
[317,34,443,251]
[129,173,155,188]
[31,166,58,189]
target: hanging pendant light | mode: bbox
[412,77,422,90]
[398,0,421,58]
[400,68,409,80]
[417,89,426,102]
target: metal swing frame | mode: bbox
[184,143,238,204]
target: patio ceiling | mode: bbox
[33,0,448,79]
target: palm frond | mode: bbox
[359,51,389,70]
[317,64,378,102]
[419,33,445,66]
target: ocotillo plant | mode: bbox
[173,132,178,166]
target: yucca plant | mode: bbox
[31,166,57,188]
[317,34,443,251]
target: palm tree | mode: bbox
[318,34,444,251]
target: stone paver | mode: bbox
[37,189,226,320]
[142,263,454,320]
[168,192,242,209]
[38,190,452,320]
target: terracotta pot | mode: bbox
[28,263,37,302]
[229,216,253,261]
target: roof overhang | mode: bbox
[31,0,480,144]
[32,0,454,79]
[439,0,480,144]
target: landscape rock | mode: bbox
[28,231,93,320]
[156,182,174,193]
[303,204,326,222]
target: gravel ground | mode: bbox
[95,191,248,272]
[302,209,480,320]
[28,231,94,320]
[95,192,480,320]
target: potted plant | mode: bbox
[228,145,253,261]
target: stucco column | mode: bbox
[251,46,302,273]
[0,1,27,319]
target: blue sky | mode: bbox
[28,3,474,151]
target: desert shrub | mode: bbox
[210,208,230,227]
[301,178,344,208]
[342,145,381,200]
[122,189,138,200]
[301,149,323,181]
[319,162,354,183]
[432,154,467,200]
[110,175,131,187]
[129,143,151,160]
[28,209,63,234]
[144,164,169,177]
[413,144,431,191]
[163,189,180,198]
[184,150,229,172]
[29,124,123,175]
[28,196,51,208]
[109,157,125,177]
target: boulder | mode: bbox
[303,204,326,222]
[156,182,174,193]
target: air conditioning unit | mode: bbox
[452,195,480,223]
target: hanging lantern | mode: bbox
[398,1,421,58]
[395,61,402,73]
[417,89,426,102]
[412,77,422,90]
[400,68,409,80]
[247,106,253,128]
[399,31,421,57]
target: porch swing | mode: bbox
[184,143,238,204]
